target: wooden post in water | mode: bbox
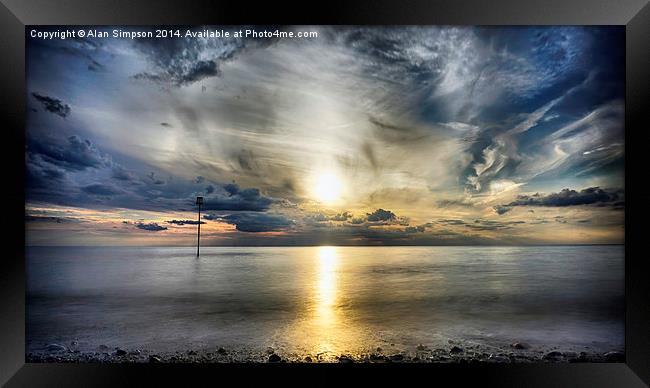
[196,196,203,257]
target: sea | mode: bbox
[26,245,624,359]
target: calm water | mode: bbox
[26,245,624,357]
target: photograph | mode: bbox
[24,25,627,365]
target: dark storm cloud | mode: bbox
[131,31,247,87]
[111,165,136,181]
[200,183,274,211]
[27,135,110,172]
[31,93,70,118]
[166,219,205,225]
[25,133,278,214]
[134,222,167,231]
[81,183,122,196]
[214,212,293,232]
[26,156,66,189]
[131,26,284,87]
[133,59,220,87]
[505,187,623,208]
[25,215,82,224]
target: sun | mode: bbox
[313,173,342,203]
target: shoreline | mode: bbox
[26,343,625,364]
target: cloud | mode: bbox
[81,183,122,196]
[308,212,353,223]
[130,29,277,87]
[124,221,167,231]
[27,135,110,172]
[213,212,293,232]
[31,93,70,118]
[24,27,624,246]
[133,60,221,86]
[441,122,480,132]
[404,224,429,233]
[437,199,474,208]
[464,219,525,231]
[166,219,205,225]
[26,156,66,189]
[465,139,511,193]
[111,165,136,181]
[88,60,104,72]
[493,205,512,215]
[147,172,165,185]
[505,187,623,208]
[509,96,563,134]
[26,215,81,223]
[437,219,467,226]
[331,212,352,221]
[437,218,525,232]
[200,183,274,211]
[366,208,396,222]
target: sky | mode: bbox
[25,26,625,246]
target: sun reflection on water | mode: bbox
[308,246,340,356]
[316,246,338,328]
[278,246,370,359]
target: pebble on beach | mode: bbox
[449,346,464,354]
[511,342,530,350]
[46,344,67,352]
[543,351,563,361]
[27,340,624,364]
[604,351,625,362]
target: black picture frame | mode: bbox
[1,0,648,386]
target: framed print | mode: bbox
[1,0,649,386]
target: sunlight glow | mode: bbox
[313,173,342,203]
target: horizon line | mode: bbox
[25,243,625,248]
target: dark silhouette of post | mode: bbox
[196,196,203,257]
